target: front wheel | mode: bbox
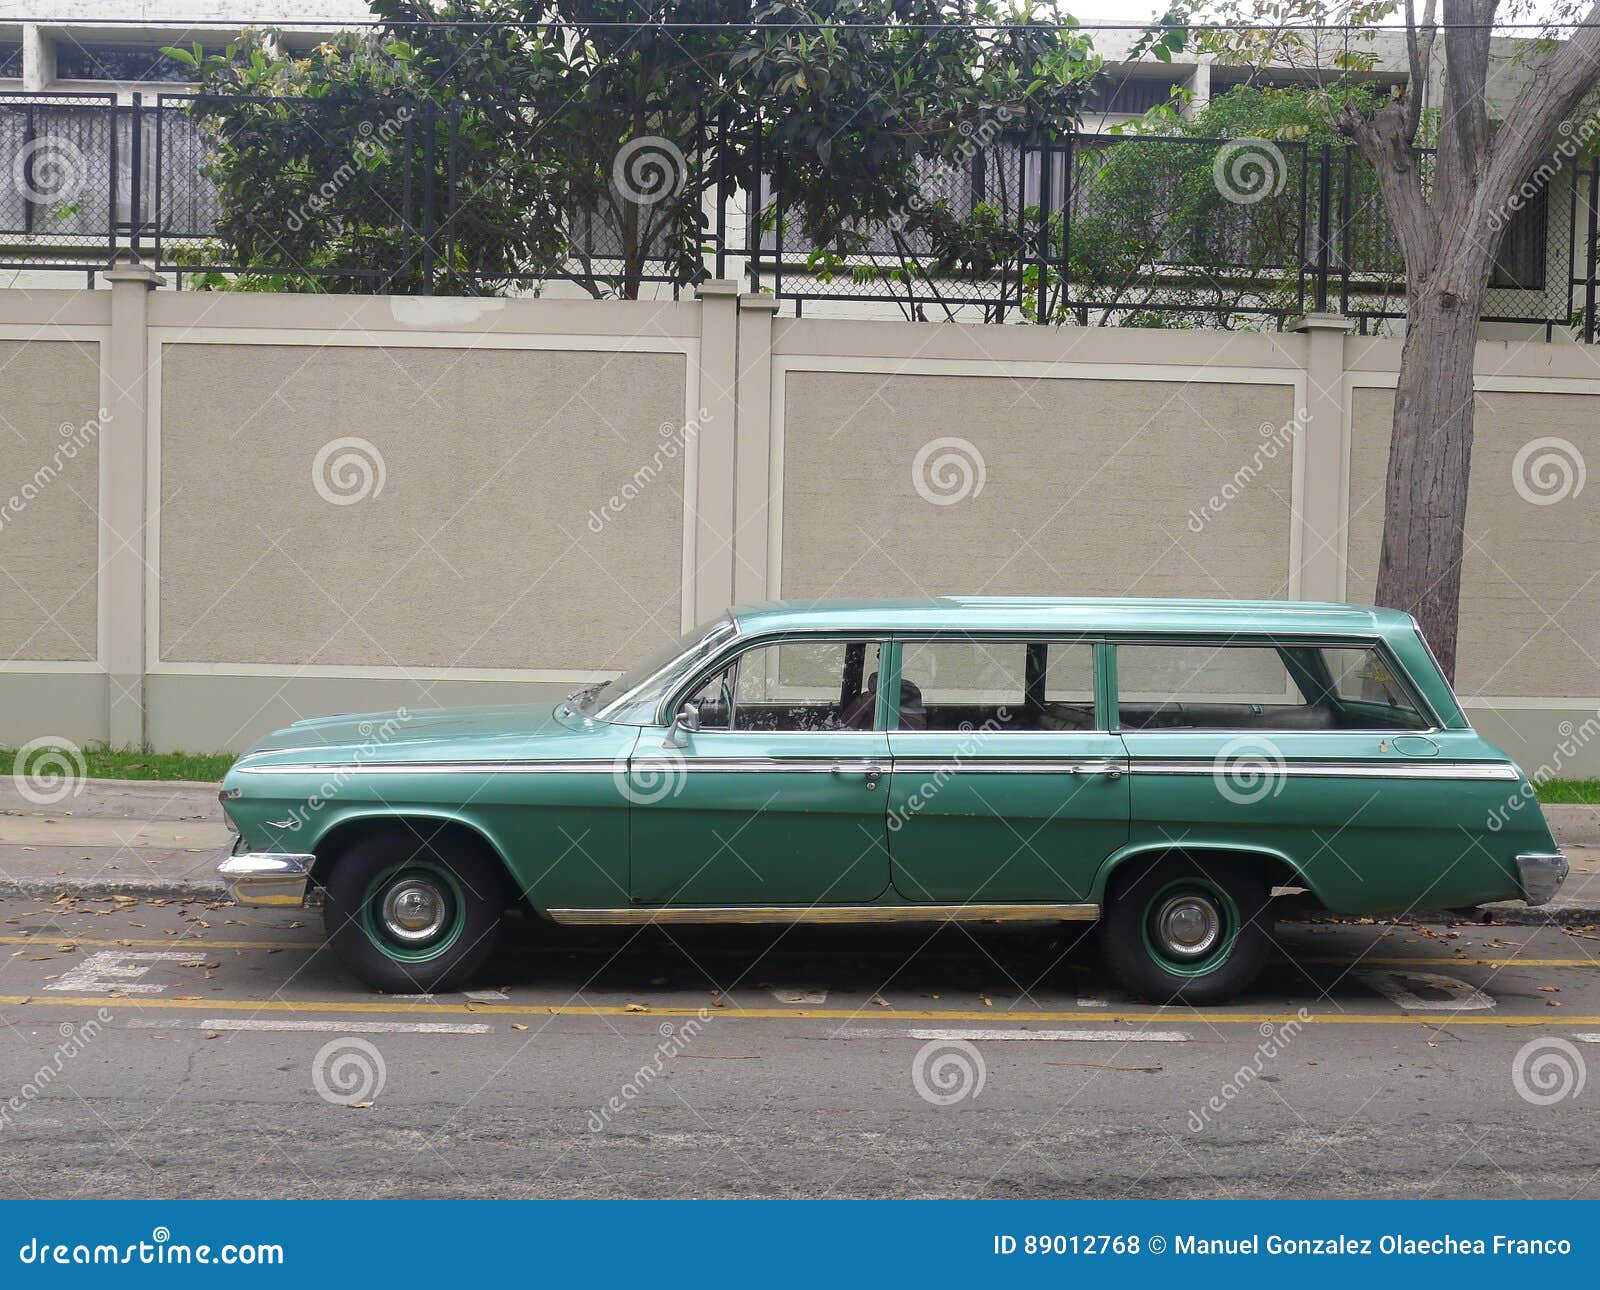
[1100,858,1271,1005]
[322,831,506,993]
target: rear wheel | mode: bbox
[1100,857,1271,1005]
[322,831,506,993]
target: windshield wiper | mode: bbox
[563,680,611,713]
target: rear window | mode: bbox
[1115,641,1427,732]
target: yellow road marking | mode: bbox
[0,934,321,952]
[1303,956,1600,969]
[4,994,1599,1026]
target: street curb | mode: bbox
[0,879,229,903]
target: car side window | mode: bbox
[1115,641,1427,731]
[896,639,1097,731]
[684,640,886,732]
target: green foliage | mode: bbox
[174,1,1115,298]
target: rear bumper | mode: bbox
[1515,851,1571,906]
[217,845,316,907]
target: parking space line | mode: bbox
[848,1028,1190,1042]
[7,993,1600,1026]
[126,1018,491,1035]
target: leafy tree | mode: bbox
[172,0,1112,299]
[1192,0,1600,680]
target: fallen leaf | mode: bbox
[511,1023,529,1031]
[204,1031,221,1040]
[1538,985,1560,993]
[349,1100,374,1110]
[624,1003,649,1013]
[870,995,890,1008]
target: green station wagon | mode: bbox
[218,598,1569,1004]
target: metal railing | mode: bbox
[1,90,1593,337]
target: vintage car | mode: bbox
[217,597,1568,1003]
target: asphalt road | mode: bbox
[0,897,1597,1199]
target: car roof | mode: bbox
[727,597,1415,639]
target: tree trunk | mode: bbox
[1371,276,1488,683]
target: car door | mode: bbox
[884,636,1130,904]
[1112,637,1448,912]
[625,635,893,907]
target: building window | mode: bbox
[54,42,194,83]
[0,43,23,78]
[1490,181,1548,291]
[1086,76,1182,116]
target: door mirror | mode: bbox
[663,700,701,748]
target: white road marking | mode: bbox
[463,990,509,1002]
[1076,998,1109,1008]
[771,987,829,1005]
[1573,1034,1600,1043]
[126,1019,492,1035]
[1354,969,1496,1012]
[845,1028,1189,1042]
[46,950,195,995]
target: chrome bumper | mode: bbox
[1515,851,1571,906]
[218,846,316,907]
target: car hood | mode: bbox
[233,702,627,770]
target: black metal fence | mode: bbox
[1,90,1595,337]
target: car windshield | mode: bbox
[581,616,739,725]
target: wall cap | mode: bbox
[739,292,780,313]
[696,279,741,298]
[1287,312,1355,333]
[103,262,165,289]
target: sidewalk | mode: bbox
[0,778,1596,924]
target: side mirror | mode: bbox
[663,701,701,749]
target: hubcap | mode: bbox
[1155,893,1222,960]
[380,878,449,944]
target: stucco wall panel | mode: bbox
[158,342,688,671]
[1347,386,1600,698]
[779,370,1298,602]
[0,339,101,661]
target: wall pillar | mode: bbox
[733,293,780,605]
[693,280,741,620]
[1287,312,1354,603]
[102,260,161,747]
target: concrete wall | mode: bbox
[1,278,1598,775]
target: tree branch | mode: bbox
[1434,0,1496,215]
[1482,0,1600,211]
[1404,0,1439,141]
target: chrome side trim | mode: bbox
[547,902,1100,926]
[217,849,316,907]
[233,759,620,775]
[893,759,1127,775]
[1515,852,1570,906]
[1128,759,1519,781]
[633,757,884,774]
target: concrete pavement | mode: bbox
[0,904,1598,1198]
[0,777,1597,923]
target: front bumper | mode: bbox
[217,844,316,907]
[1515,851,1571,906]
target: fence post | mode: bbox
[1037,140,1053,324]
[1061,133,1075,326]
[421,105,436,295]
[1314,141,1332,314]
[128,92,143,263]
[1586,166,1599,344]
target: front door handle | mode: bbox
[1069,761,1123,780]
[863,763,884,790]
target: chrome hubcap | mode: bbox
[1155,893,1222,959]
[380,878,448,944]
